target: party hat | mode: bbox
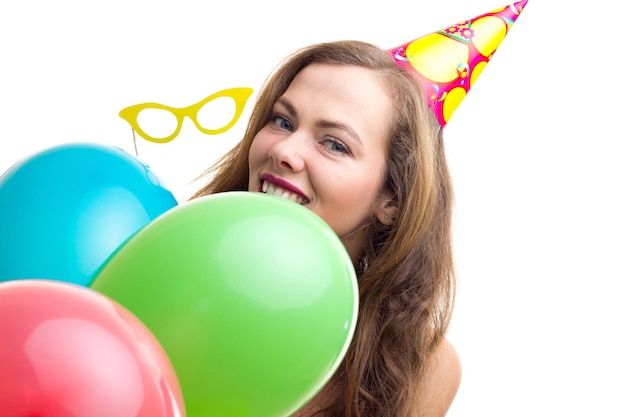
[388,0,528,128]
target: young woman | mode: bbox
[192,40,461,417]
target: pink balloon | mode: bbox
[0,279,185,417]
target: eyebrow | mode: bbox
[276,97,363,147]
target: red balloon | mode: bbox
[0,279,185,417]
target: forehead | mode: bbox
[289,63,390,100]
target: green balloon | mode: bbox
[90,192,358,417]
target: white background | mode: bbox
[1,1,624,416]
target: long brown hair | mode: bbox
[192,40,455,417]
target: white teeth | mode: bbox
[261,180,307,205]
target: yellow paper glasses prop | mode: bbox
[119,87,254,144]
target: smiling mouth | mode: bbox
[261,180,309,205]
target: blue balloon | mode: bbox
[0,142,178,286]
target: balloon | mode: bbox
[0,279,185,417]
[0,142,178,286]
[91,192,358,417]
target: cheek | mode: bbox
[347,162,387,210]
[323,169,381,217]
[248,133,270,168]
[247,136,268,191]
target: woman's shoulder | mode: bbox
[415,337,462,416]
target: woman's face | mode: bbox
[248,63,393,259]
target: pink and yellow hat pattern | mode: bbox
[388,0,528,128]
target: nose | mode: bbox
[268,133,306,173]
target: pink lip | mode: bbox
[260,173,308,200]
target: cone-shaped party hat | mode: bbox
[388,0,528,128]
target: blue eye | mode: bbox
[270,114,293,131]
[322,138,350,154]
